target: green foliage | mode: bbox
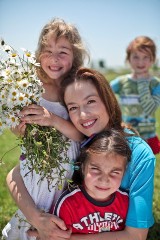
[21,124,71,191]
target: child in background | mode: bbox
[2,17,89,240]
[53,129,131,233]
[110,36,160,154]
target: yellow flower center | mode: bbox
[19,96,24,101]
[11,53,17,57]
[12,92,17,96]
[26,52,31,57]
[11,117,15,122]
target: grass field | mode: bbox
[0,70,160,239]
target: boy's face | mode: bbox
[40,36,73,83]
[129,50,153,77]
[83,152,126,201]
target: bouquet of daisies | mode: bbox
[0,40,71,190]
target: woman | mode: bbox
[5,68,155,240]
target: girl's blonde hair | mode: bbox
[126,36,156,62]
[36,18,89,81]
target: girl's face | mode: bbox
[40,36,73,83]
[129,50,153,76]
[64,81,109,137]
[83,152,126,201]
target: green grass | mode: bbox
[0,130,20,232]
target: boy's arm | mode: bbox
[137,79,160,115]
[70,227,148,240]
[20,104,84,142]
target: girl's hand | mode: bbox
[27,212,71,240]
[11,121,26,137]
[20,104,53,126]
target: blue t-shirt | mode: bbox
[121,134,155,228]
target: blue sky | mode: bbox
[0,0,160,68]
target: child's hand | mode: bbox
[19,104,53,126]
[11,122,26,137]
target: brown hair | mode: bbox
[35,18,89,81]
[72,129,131,185]
[126,36,156,62]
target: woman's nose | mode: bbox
[79,108,88,118]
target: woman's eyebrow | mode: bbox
[66,94,98,106]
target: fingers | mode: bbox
[19,105,52,126]
[30,213,71,240]
[27,225,71,240]
[20,105,44,123]
[11,122,26,137]
[20,105,42,117]
[27,229,39,237]
[51,215,67,231]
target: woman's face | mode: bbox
[64,80,109,137]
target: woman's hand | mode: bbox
[27,212,71,240]
[20,104,53,126]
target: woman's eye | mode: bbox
[68,106,77,112]
[88,99,95,104]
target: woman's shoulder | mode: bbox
[124,128,155,162]
[128,135,155,163]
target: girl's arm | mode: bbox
[20,104,84,142]
[70,227,148,240]
[6,165,72,240]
